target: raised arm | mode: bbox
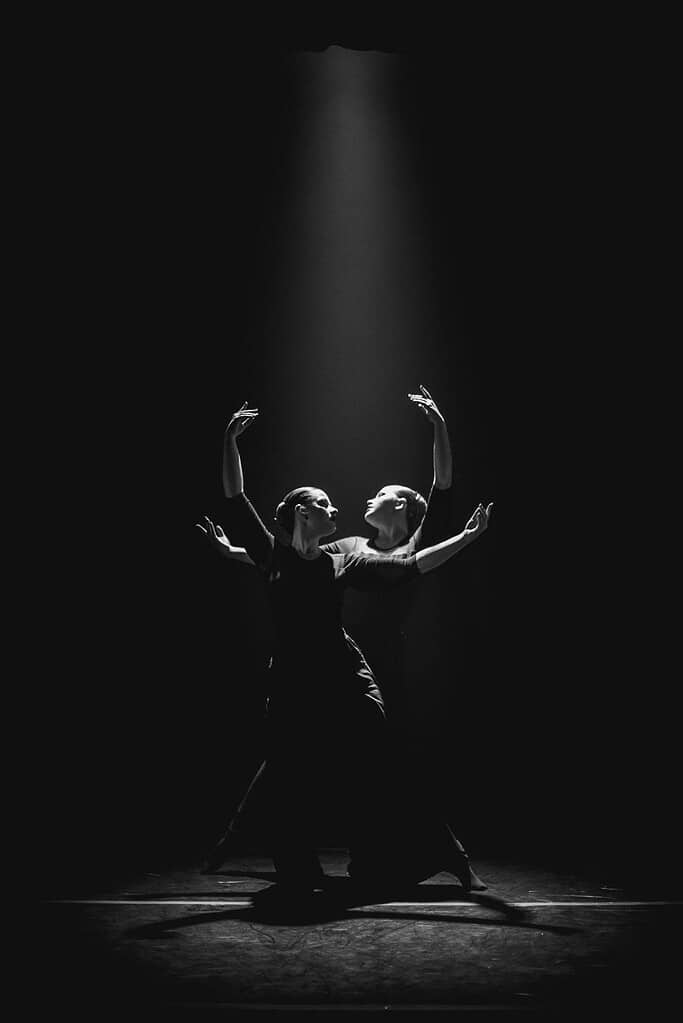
[219,401,274,571]
[223,400,259,497]
[408,384,452,491]
[415,503,493,574]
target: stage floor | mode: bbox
[36,851,679,1019]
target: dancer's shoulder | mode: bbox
[320,535,367,556]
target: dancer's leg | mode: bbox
[346,703,487,891]
[423,819,487,891]
[345,697,400,884]
[268,746,325,890]
[201,759,270,873]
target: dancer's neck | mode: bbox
[373,525,409,550]
[291,534,322,560]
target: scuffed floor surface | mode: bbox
[36,852,680,1020]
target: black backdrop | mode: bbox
[31,19,677,891]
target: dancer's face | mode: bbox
[364,485,405,529]
[301,489,338,538]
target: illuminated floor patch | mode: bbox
[43,898,683,908]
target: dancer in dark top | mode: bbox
[202,385,455,722]
[198,400,492,893]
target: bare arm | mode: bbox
[408,384,453,490]
[222,400,259,498]
[432,418,453,490]
[416,503,492,574]
[219,404,275,570]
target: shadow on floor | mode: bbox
[123,878,580,934]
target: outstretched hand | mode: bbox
[464,502,494,537]
[225,400,259,439]
[408,384,445,425]
[196,515,240,555]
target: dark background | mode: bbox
[30,16,676,892]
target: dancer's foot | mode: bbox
[466,865,488,892]
[200,833,234,874]
[449,854,488,892]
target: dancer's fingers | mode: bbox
[420,384,434,400]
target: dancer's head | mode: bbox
[364,485,427,541]
[275,487,338,541]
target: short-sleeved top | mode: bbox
[224,492,420,714]
[320,485,453,657]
